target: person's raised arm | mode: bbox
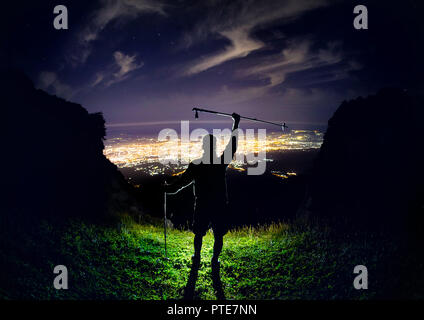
[221,113,240,165]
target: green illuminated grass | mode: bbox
[1,215,423,300]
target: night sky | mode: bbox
[4,0,424,132]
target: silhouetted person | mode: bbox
[165,113,240,275]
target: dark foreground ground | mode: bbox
[1,215,423,300]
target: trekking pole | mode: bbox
[192,107,288,131]
[163,189,179,259]
[163,192,168,259]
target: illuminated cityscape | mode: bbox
[104,130,323,176]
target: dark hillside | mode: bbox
[308,88,424,232]
[1,69,142,222]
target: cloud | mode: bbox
[173,39,359,108]
[185,27,264,75]
[37,71,74,99]
[91,51,144,87]
[237,39,355,89]
[239,40,313,87]
[113,51,144,79]
[72,0,166,64]
[92,73,105,87]
[182,0,329,75]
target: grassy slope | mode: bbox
[1,216,423,300]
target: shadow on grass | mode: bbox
[183,260,226,300]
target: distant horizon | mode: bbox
[105,119,328,139]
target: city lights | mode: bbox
[104,130,323,176]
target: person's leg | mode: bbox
[193,233,203,258]
[212,232,223,262]
[211,234,226,300]
[192,205,208,260]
